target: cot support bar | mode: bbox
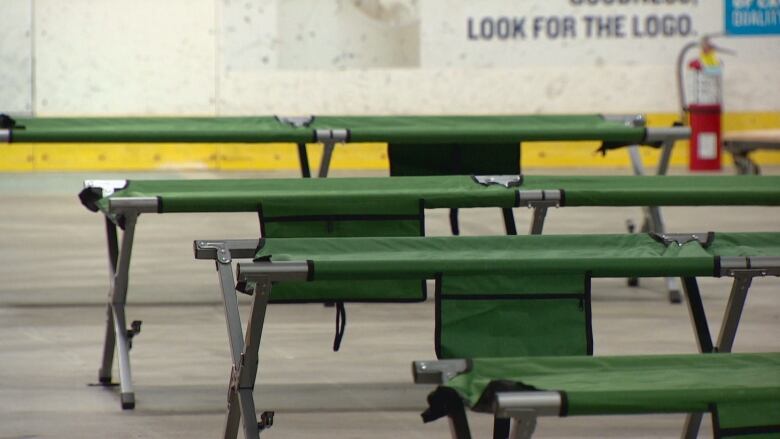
[716,274,753,353]
[98,217,120,384]
[503,209,517,235]
[529,207,547,235]
[318,141,335,178]
[98,212,139,409]
[296,143,312,178]
[657,138,675,176]
[681,277,714,353]
[644,126,691,144]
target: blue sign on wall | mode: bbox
[725,0,780,35]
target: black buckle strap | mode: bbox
[333,301,347,352]
[0,114,24,129]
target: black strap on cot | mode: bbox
[333,302,346,352]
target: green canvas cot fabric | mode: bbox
[253,232,780,280]
[444,352,780,416]
[436,274,591,360]
[91,176,518,214]
[13,117,310,143]
[13,114,646,144]
[520,175,780,206]
[87,175,780,215]
[310,115,646,144]
[714,401,780,438]
[257,197,425,303]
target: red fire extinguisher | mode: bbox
[678,36,733,172]
[687,37,723,171]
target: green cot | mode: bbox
[194,231,780,439]
[4,114,682,178]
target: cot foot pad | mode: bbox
[259,411,274,431]
[121,393,135,410]
[668,290,682,304]
[98,375,113,385]
[627,277,639,287]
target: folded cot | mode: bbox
[81,175,780,410]
[196,231,780,439]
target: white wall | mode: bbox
[1,0,778,116]
[33,0,216,115]
[0,0,33,114]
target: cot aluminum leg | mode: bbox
[99,213,139,409]
[508,416,537,439]
[715,275,752,353]
[680,277,714,353]
[502,209,517,235]
[655,139,674,176]
[317,140,336,178]
[217,260,271,439]
[680,275,753,438]
[224,391,242,439]
[98,217,120,384]
[449,209,460,235]
[732,153,758,174]
[493,416,511,439]
[529,207,548,235]
[296,143,312,178]
[112,303,135,409]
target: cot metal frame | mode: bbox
[194,240,308,439]
[89,181,158,409]
[412,255,780,439]
[723,131,780,175]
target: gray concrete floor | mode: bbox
[0,167,778,438]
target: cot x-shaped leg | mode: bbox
[97,213,140,409]
[680,274,754,438]
[215,257,271,439]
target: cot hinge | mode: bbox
[473,175,523,188]
[315,129,349,143]
[83,180,128,197]
[195,240,233,264]
[720,256,780,277]
[412,359,469,385]
[651,232,712,247]
[275,115,314,128]
[516,189,562,208]
[603,113,646,127]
